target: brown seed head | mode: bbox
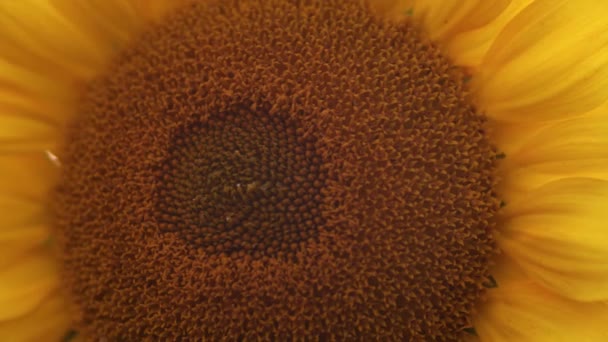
[54,0,499,340]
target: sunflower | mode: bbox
[1,0,608,340]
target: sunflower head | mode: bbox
[2,0,608,340]
[51,2,500,339]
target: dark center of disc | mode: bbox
[156,108,326,258]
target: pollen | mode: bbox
[53,0,499,340]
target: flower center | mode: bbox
[156,108,327,259]
[54,0,499,340]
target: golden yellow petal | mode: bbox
[0,61,79,138]
[0,241,45,270]
[0,195,46,229]
[474,270,608,341]
[130,0,192,22]
[0,292,71,341]
[0,226,48,252]
[0,1,113,80]
[0,59,75,105]
[0,152,58,199]
[497,112,608,199]
[366,0,509,36]
[0,114,58,151]
[51,0,143,41]
[499,178,608,301]
[487,118,545,156]
[0,1,187,141]
[0,0,182,93]
[1,89,64,125]
[446,0,533,67]
[0,250,59,321]
[512,117,608,172]
[411,0,510,43]
[474,0,608,122]
[0,200,49,256]
[0,222,49,275]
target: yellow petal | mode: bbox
[475,276,608,341]
[0,1,112,80]
[130,0,192,22]
[474,0,608,122]
[498,114,608,199]
[486,117,545,155]
[0,292,71,341]
[412,0,510,42]
[0,59,75,105]
[0,250,59,320]
[1,90,64,124]
[0,241,46,269]
[0,66,76,126]
[0,164,52,246]
[0,195,46,227]
[499,178,608,301]
[0,114,59,151]
[50,0,143,45]
[0,225,50,252]
[513,117,608,172]
[0,152,58,199]
[0,199,49,253]
[447,0,534,67]
[0,60,78,136]
[0,0,177,86]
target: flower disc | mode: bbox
[54,0,500,340]
[156,108,328,259]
